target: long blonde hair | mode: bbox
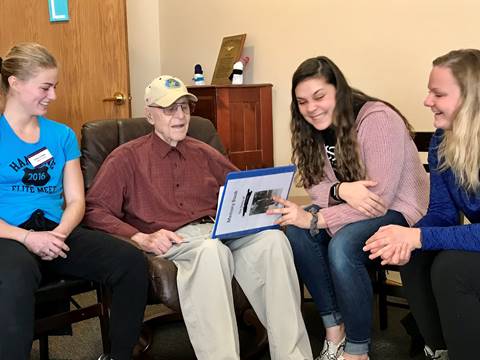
[434,49,480,193]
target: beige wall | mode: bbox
[127,0,479,195]
[126,0,162,117]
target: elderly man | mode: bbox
[84,75,312,360]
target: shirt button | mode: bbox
[179,203,183,207]
[176,184,180,188]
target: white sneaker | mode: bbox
[424,345,449,359]
[97,355,114,360]
[315,337,345,360]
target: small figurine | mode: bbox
[193,64,205,85]
[229,56,250,85]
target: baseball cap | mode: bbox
[144,75,198,107]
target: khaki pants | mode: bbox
[162,223,312,360]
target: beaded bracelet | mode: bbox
[307,207,320,236]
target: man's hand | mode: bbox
[23,231,70,260]
[338,181,386,217]
[132,229,183,256]
[363,225,421,265]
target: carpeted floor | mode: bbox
[30,292,424,360]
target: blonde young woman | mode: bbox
[0,43,148,360]
[365,49,480,360]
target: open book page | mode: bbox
[212,165,295,239]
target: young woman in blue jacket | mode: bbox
[365,49,480,360]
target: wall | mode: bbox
[128,0,480,195]
[126,0,162,117]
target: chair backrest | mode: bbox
[413,131,433,171]
[80,116,226,189]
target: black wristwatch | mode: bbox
[330,182,343,202]
[307,207,320,236]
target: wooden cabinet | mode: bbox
[187,84,273,170]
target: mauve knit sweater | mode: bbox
[307,101,429,235]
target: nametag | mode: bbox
[27,147,53,168]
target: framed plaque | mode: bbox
[211,34,246,85]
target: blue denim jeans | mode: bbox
[285,209,407,355]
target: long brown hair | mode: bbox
[290,56,412,188]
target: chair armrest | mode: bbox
[104,231,181,312]
[146,254,180,311]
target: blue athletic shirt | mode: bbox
[0,115,80,226]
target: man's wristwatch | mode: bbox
[307,207,320,236]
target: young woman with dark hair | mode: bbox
[269,56,429,360]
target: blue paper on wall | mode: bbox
[48,0,69,22]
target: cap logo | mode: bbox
[165,78,181,88]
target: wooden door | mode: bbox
[0,0,130,136]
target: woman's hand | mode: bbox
[338,180,386,217]
[267,196,321,229]
[23,231,70,260]
[363,225,421,265]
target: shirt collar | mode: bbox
[151,131,189,159]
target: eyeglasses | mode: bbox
[149,101,196,116]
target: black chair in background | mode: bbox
[34,277,110,360]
